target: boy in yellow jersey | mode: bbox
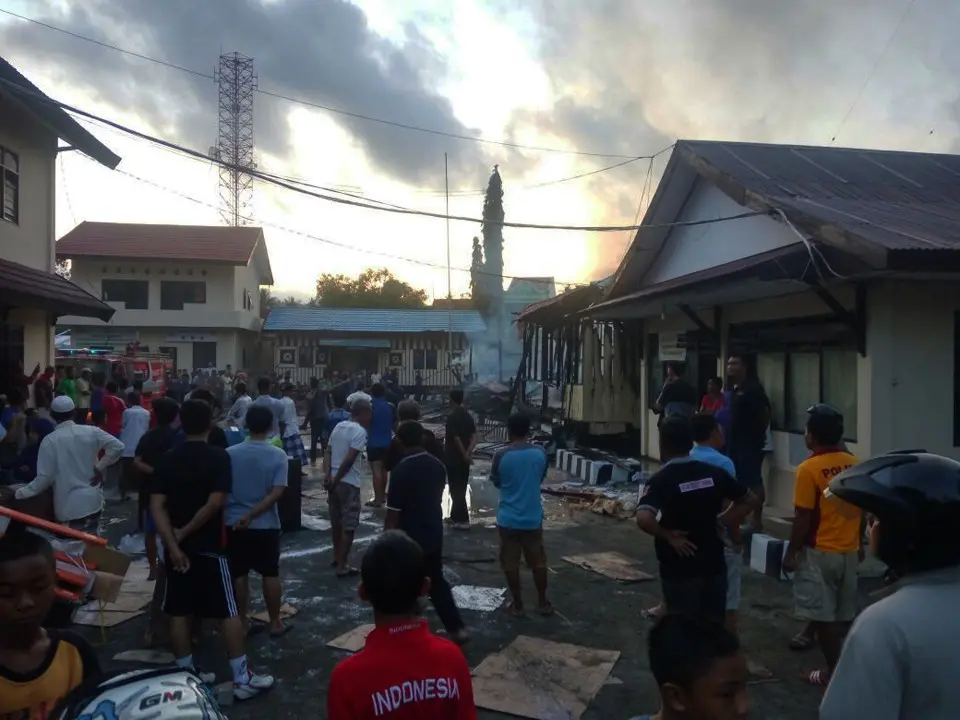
[783,404,863,689]
[0,524,100,719]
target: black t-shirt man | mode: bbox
[384,427,443,473]
[152,441,232,555]
[639,458,746,579]
[444,407,476,467]
[728,379,769,453]
[386,450,446,554]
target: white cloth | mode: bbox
[328,420,367,488]
[346,391,372,408]
[15,421,124,522]
[119,406,151,457]
[227,394,253,427]
[280,396,299,438]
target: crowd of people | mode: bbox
[2,350,959,718]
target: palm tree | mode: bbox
[259,287,278,319]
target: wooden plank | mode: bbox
[472,635,619,720]
[327,624,375,653]
[250,603,298,624]
[561,551,655,583]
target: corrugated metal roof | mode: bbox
[0,56,120,169]
[57,222,265,263]
[0,258,115,321]
[681,140,960,251]
[264,307,487,334]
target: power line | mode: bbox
[93,159,594,287]
[0,7,649,159]
[829,0,918,144]
[0,75,762,233]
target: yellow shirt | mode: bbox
[0,630,99,720]
[793,450,862,553]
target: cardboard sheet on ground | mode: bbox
[74,608,145,627]
[300,513,331,531]
[472,635,620,720]
[562,551,654,583]
[113,649,175,665]
[78,560,155,621]
[250,603,298,624]
[327,624,375,652]
[452,585,505,612]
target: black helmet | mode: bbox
[827,450,960,573]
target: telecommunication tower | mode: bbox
[210,52,257,226]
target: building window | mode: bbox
[242,289,253,311]
[757,347,858,440]
[297,346,313,368]
[1,147,18,224]
[101,279,149,309]
[412,348,439,371]
[160,281,206,310]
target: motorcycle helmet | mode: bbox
[826,450,960,574]
[54,667,228,720]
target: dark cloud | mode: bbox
[504,0,960,276]
[0,0,500,185]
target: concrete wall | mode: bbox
[11,308,54,373]
[0,99,56,273]
[58,259,263,331]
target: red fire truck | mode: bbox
[55,346,174,406]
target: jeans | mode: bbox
[309,419,327,465]
[424,550,464,633]
[445,462,470,523]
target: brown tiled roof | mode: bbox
[0,258,114,321]
[0,56,120,169]
[56,222,264,265]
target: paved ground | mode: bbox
[84,458,883,719]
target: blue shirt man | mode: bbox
[368,394,396,450]
[690,443,736,477]
[491,433,548,530]
[226,438,288,530]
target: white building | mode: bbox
[0,55,118,394]
[530,140,960,513]
[56,222,274,372]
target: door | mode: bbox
[192,341,217,371]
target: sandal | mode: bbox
[269,623,294,639]
[801,669,829,687]
[336,566,360,578]
[537,603,555,617]
[789,630,816,651]
[641,605,664,621]
[747,659,773,679]
[506,603,525,617]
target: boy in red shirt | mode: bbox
[328,530,476,719]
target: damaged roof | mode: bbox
[606,139,960,299]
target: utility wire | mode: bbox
[0,75,763,233]
[97,160,594,286]
[0,7,648,159]
[829,0,918,144]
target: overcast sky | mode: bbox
[2,0,956,299]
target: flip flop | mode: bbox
[641,607,664,621]
[269,623,294,639]
[789,631,816,651]
[336,566,360,578]
[537,603,555,617]
[801,669,829,687]
[505,603,525,617]
[747,659,773,679]
[364,500,383,508]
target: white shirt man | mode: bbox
[15,395,124,528]
[119,401,151,458]
[280,394,299,439]
[227,391,253,428]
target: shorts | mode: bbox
[226,528,281,578]
[498,526,547,572]
[793,547,859,623]
[367,446,388,463]
[731,446,764,491]
[328,482,361,532]
[660,571,727,625]
[162,552,238,619]
[724,548,743,611]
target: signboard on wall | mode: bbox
[314,349,328,365]
[277,347,296,366]
[389,352,403,367]
[659,331,687,362]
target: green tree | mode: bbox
[259,287,278,319]
[55,259,71,280]
[314,268,428,309]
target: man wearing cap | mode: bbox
[6,395,124,534]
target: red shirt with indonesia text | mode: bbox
[327,620,476,720]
